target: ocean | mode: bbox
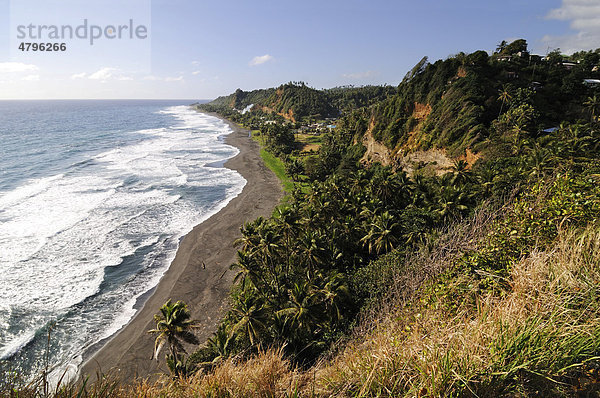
[0,100,246,381]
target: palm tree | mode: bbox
[475,165,496,197]
[372,172,404,206]
[165,353,194,378]
[509,124,527,154]
[230,251,262,289]
[317,272,350,324]
[285,158,304,181]
[498,84,513,117]
[584,95,599,123]
[276,281,320,333]
[526,144,554,178]
[256,225,281,265]
[234,217,264,252]
[450,159,473,186]
[496,40,508,54]
[274,206,300,274]
[148,300,200,362]
[435,186,470,221]
[254,225,283,294]
[205,325,233,363]
[412,172,433,207]
[296,230,327,275]
[274,206,300,242]
[230,295,268,346]
[349,170,368,195]
[361,211,401,255]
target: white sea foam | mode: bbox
[0,174,65,209]
[0,104,246,379]
[76,106,246,352]
[0,330,36,360]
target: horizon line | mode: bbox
[0,98,213,101]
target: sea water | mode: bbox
[0,100,246,381]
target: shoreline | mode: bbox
[80,111,283,381]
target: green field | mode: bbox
[258,147,295,192]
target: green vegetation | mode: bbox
[324,41,600,157]
[148,300,200,378]
[5,39,600,397]
[258,147,294,193]
[198,113,600,371]
[202,81,336,123]
[247,126,298,193]
[325,85,397,114]
[317,173,600,396]
[190,39,600,395]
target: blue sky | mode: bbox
[0,0,598,99]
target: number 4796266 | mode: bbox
[18,43,67,51]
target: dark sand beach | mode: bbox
[80,113,283,381]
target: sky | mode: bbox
[0,0,598,100]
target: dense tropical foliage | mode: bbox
[191,40,600,378]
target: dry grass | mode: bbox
[119,348,306,398]
[2,348,307,398]
[190,348,306,397]
[311,226,600,397]
[295,133,323,153]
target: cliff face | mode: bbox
[355,54,495,170]
[361,127,455,176]
[361,126,480,176]
[360,101,464,175]
[360,117,393,167]
[357,53,499,161]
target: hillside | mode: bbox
[203,44,599,170]
[343,47,599,167]
[203,82,336,122]
[183,41,600,396]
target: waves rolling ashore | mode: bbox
[79,111,282,381]
[0,101,270,381]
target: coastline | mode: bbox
[80,111,283,381]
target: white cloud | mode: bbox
[87,68,134,82]
[544,0,600,53]
[0,62,39,74]
[249,54,273,66]
[88,67,118,81]
[21,74,40,81]
[192,70,202,75]
[342,70,377,79]
[165,76,184,82]
[71,72,87,80]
